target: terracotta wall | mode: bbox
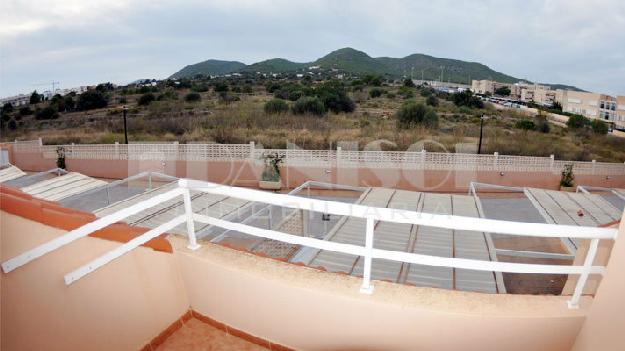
[0,212,189,351]
[572,216,625,351]
[172,237,589,351]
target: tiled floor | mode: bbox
[155,318,268,351]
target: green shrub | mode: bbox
[214,83,229,93]
[19,107,33,116]
[35,106,59,120]
[264,99,289,114]
[566,114,589,129]
[77,90,107,110]
[534,115,550,133]
[426,95,439,107]
[396,101,438,129]
[451,90,483,109]
[8,118,17,130]
[369,88,384,98]
[590,119,608,135]
[292,97,326,116]
[315,81,355,113]
[137,93,156,106]
[423,110,439,128]
[560,164,575,187]
[191,84,209,93]
[403,78,416,87]
[185,92,201,102]
[515,119,535,130]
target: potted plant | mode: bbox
[56,146,66,170]
[259,152,284,190]
[560,163,575,191]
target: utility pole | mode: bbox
[478,114,485,154]
[122,106,129,144]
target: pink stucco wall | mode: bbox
[9,151,625,191]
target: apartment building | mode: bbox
[617,96,625,127]
[471,79,509,95]
[0,94,30,107]
[471,80,555,106]
[557,90,620,124]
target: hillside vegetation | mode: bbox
[168,47,581,91]
[1,75,622,163]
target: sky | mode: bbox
[1,0,624,97]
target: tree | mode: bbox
[534,114,550,133]
[264,99,289,114]
[77,91,108,110]
[403,78,416,87]
[64,96,75,111]
[96,82,114,92]
[566,114,588,129]
[35,106,59,120]
[292,97,326,116]
[315,82,355,113]
[426,95,439,107]
[30,90,41,104]
[551,101,562,111]
[363,75,382,86]
[8,118,17,130]
[451,90,483,109]
[494,86,511,96]
[185,92,201,102]
[590,119,608,135]
[19,106,33,116]
[396,101,438,129]
[2,102,14,114]
[138,93,156,106]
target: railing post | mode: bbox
[592,159,596,175]
[550,154,555,173]
[567,238,599,309]
[114,142,119,159]
[182,185,200,250]
[302,209,309,237]
[421,149,426,169]
[493,152,499,170]
[360,217,375,294]
[249,141,255,160]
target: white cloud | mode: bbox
[1,0,624,96]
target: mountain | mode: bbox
[169,59,246,79]
[168,48,583,90]
[239,58,307,73]
[542,83,585,92]
[312,48,389,75]
[376,53,517,84]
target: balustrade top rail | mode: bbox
[10,142,625,175]
[1,178,619,310]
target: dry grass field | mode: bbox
[3,83,625,163]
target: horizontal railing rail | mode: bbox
[1,178,620,310]
[9,142,625,175]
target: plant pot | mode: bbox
[560,186,575,192]
[259,180,282,190]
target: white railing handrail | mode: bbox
[0,187,185,273]
[181,179,617,240]
[1,178,620,310]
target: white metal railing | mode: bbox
[1,179,620,309]
[10,142,625,175]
